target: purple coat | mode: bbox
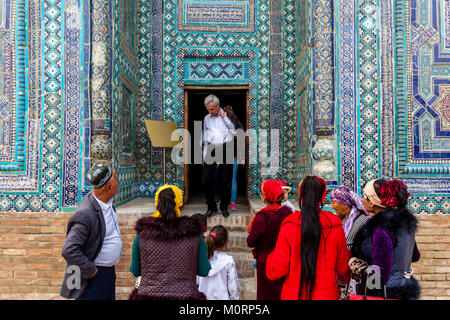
[353,209,421,300]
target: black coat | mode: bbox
[60,191,107,299]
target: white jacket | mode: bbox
[197,251,239,300]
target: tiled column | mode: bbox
[311,0,336,181]
[90,0,112,165]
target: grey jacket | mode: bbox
[60,191,106,299]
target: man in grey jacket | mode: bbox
[60,163,122,300]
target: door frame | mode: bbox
[184,86,249,204]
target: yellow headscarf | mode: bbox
[152,184,183,218]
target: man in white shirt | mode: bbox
[61,163,122,300]
[202,94,235,218]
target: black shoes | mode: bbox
[205,208,230,218]
[205,210,217,217]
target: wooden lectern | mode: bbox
[144,120,181,185]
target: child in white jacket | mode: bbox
[197,225,239,300]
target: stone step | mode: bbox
[238,277,257,300]
[116,199,253,230]
[227,231,251,252]
[205,213,251,232]
[227,251,256,279]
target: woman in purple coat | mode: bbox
[247,180,293,300]
[352,179,421,300]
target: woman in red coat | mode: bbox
[247,179,292,300]
[266,176,351,300]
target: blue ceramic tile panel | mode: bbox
[177,0,256,33]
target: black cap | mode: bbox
[86,163,112,189]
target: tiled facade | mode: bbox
[0,0,448,214]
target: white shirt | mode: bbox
[93,195,123,267]
[197,251,239,300]
[203,109,235,159]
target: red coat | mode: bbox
[266,210,351,300]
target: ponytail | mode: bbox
[156,188,177,221]
[298,176,326,300]
[206,234,215,259]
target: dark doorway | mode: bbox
[185,88,248,204]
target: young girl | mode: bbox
[197,225,240,300]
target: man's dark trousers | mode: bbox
[203,162,233,212]
[76,266,116,300]
[203,141,235,212]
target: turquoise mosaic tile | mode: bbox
[0,0,448,215]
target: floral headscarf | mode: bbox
[330,185,368,236]
[152,184,183,218]
[378,180,409,208]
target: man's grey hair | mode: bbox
[204,94,220,107]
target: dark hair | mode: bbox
[192,213,207,232]
[156,188,177,221]
[205,225,228,259]
[395,185,409,210]
[298,176,326,300]
[372,179,386,198]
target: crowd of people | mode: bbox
[60,162,421,301]
[59,94,420,301]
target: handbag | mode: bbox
[348,283,389,300]
[342,258,396,300]
[342,273,396,300]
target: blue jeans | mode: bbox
[231,158,238,203]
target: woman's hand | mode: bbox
[348,257,368,274]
